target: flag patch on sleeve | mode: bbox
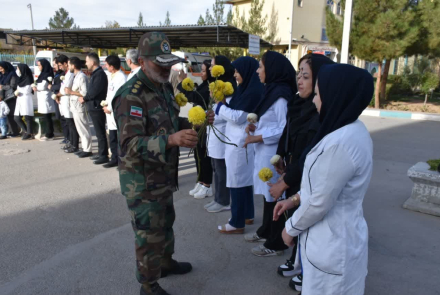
[130,106,143,118]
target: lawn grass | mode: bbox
[427,159,440,171]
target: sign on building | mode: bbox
[248,34,260,55]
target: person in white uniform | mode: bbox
[274,63,374,295]
[65,57,93,158]
[242,51,295,257]
[102,55,126,168]
[126,49,141,81]
[13,64,35,140]
[214,55,255,234]
[33,59,55,141]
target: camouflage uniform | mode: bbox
[112,32,191,290]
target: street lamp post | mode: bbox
[288,0,294,61]
[340,0,353,64]
[27,3,37,56]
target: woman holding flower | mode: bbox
[177,60,216,200]
[14,64,35,140]
[0,61,20,137]
[214,56,259,233]
[34,59,56,141]
[242,51,295,257]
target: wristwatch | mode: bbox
[290,196,299,206]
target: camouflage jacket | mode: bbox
[113,69,192,200]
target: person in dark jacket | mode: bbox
[177,60,216,201]
[0,61,20,137]
[82,52,109,165]
[268,53,335,292]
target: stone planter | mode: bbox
[404,162,440,217]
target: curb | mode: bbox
[362,108,440,122]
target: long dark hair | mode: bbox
[202,60,214,83]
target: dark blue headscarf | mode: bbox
[0,61,18,85]
[36,59,54,83]
[307,63,374,152]
[229,56,263,112]
[254,51,297,118]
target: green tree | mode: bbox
[266,2,280,44]
[417,0,440,57]
[160,11,172,26]
[421,72,439,105]
[212,0,225,24]
[246,0,267,37]
[105,21,120,28]
[48,8,75,29]
[197,15,206,26]
[137,12,144,27]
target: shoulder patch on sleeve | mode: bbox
[130,106,143,118]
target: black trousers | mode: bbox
[256,198,289,251]
[89,111,108,157]
[14,115,34,135]
[66,118,79,149]
[194,139,213,185]
[60,116,70,141]
[5,98,20,135]
[109,129,118,161]
[44,113,54,138]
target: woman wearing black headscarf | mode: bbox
[177,60,216,200]
[33,59,56,140]
[274,64,374,295]
[14,64,35,140]
[241,51,296,257]
[0,61,21,136]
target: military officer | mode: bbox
[112,32,198,295]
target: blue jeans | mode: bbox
[0,117,8,136]
[229,186,254,229]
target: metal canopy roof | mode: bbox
[4,25,271,49]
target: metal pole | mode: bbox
[27,4,37,56]
[288,0,294,61]
[340,0,353,64]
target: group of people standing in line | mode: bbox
[177,51,374,294]
[0,49,141,168]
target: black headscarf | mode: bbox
[36,59,54,83]
[214,55,237,89]
[17,64,34,87]
[307,63,374,152]
[0,61,18,85]
[229,56,263,112]
[254,51,297,118]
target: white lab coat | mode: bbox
[218,101,255,188]
[252,98,287,202]
[127,66,141,81]
[59,71,74,119]
[70,72,88,113]
[36,80,55,114]
[285,120,373,295]
[14,85,34,117]
[207,99,230,160]
[106,70,126,130]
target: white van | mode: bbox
[34,50,87,79]
[171,51,213,86]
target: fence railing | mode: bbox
[0,54,35,67]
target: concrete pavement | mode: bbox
[0,116,439,295]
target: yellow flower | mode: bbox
[224,82,234,96]
[188,106,206,126]
[182,77,195,92]
[213,90,225,103]
[258,167,273,182]
[175,93,188,107]
[211,65,225,78]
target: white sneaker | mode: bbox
[189,183,202,196]
[207,203,231,213]
[204,200,216,209]
[194,185,213,199]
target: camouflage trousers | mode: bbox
[127,194,175,286]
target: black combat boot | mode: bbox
[140,282,170,295]
[160,256,192,278]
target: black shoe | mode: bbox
[61,144,71,150]
[140,283,170,295]
[161,259,192,278]
[8,133,20,138]
[277,259,301,277]
[65,147,79,153]
[22,134,33,140]
[77,151,93,158]
[94,156,109,165]
[103,160,118,168]
[0,136,7,140]
[74,149,83,156]
[289,274,302,292]
[89,155,100,160]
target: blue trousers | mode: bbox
[229,186,254,229]
[0,117,8,136]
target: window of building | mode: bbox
[298,0,303,7]
[337,2,342,15]
[327,0,334,10]
[321,28,329,42]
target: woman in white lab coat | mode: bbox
[215,56,258,234]
[274,64,374,295]
[33,59,55,140]
[242,51,296,257]
[14,64,35,140]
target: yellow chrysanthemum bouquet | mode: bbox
[185,65,237,149]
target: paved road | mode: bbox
[0,116,439,295]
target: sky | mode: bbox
[0,0,227,30]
